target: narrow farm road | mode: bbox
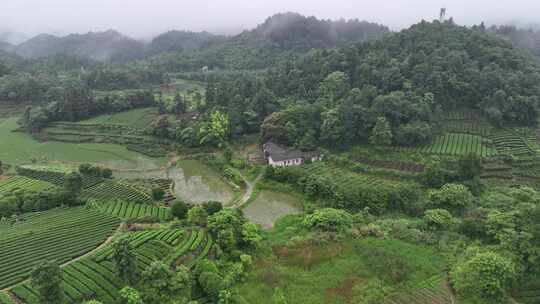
[233,171,263,208]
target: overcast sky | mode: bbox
[1,0,539,42]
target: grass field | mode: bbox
[235,217,446,304]
[0,117,165,170]
[0,207,119,289]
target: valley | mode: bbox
[2,8,540,304]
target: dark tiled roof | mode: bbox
[264,141,319,161]
[263,141,286,154]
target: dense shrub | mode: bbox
[419,164,459,188]
[203,201,223,215]
[458,154,483,180]
[151,187,165,201]
[188,206,208,226]
[79,163,113,178]
[0,189,78,217]
[429,183,473,213]
[171,201,189,219]
[451,250,517,301]
[302,208,353,232]
[423,209,454,230]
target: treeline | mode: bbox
[489,25,540,59]
[22,87,155,132]
[147,13,389,72]
[82,67,168,90]
[206,20,540,150]
[0,189,78,218]
[0,66,167,104]
[256,12,390,51]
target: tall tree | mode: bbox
[369,116,393,146]
[199,111,230,147]
[141,262,191,304]
[152,115,170,138]
[173,93,187,114]
[63,172,83,200]
[119,286,143,304]
[31,260,64,304]
[112,236,137,284]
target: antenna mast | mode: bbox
[440,7,447,22]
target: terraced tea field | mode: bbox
[442,120,493,136]
[0,207,119,289]
[17,167,104,189]
[95,200,171,220]
[10,259,124,304]
[442,110,493,136]
[79,107,159,129]
[82,180,153,203]
[0,176,57,195]
[490,129,535,157]
[395,133,497,157]
[352,157,425,173]
[7,227,212,304]
[295,162,401,189]
[94,229,186,262]
[382,275,454,304]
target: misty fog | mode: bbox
[1,0,540,43]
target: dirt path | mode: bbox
[232,171,263,208]
[1,223,124,293]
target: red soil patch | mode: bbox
[324,275,364,303]
[273,242,344,270]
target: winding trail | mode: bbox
[232,171,263,208]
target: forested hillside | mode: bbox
[205,20,540,150]
[147,13,390,71]
[489,25,540,59]
[0,13,389,69]
[149,30,227,55]
[0,41,14,53]
[10,30,146,63]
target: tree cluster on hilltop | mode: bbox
[205,20,540,150]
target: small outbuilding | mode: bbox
[263,141,322,167]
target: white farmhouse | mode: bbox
[263,141,322,167]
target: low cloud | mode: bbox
[1,0,539,41]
